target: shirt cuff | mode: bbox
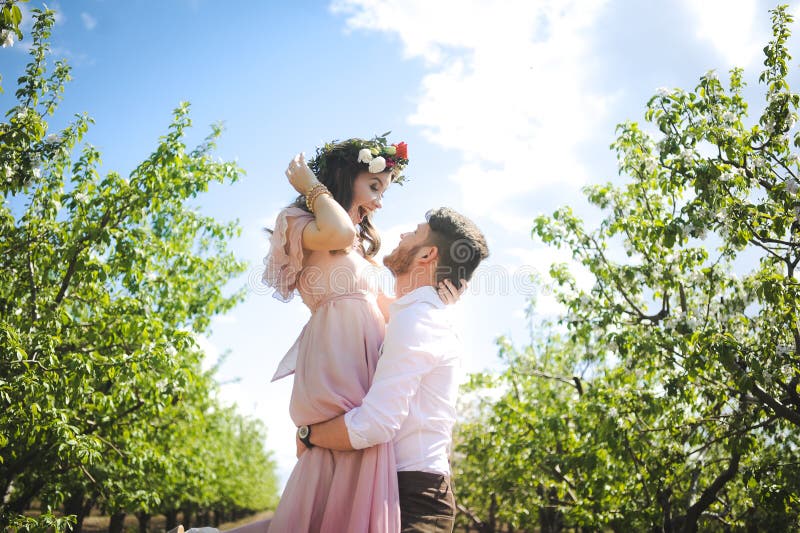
[344,408,372,450]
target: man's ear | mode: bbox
[419,246,439,263]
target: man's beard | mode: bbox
[383,244,424,276]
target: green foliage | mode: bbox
[0,0,25,92]
[0,6,278,530]
[456,5,800,532]
[6,508,76,533]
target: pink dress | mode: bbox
[261,207,400,533]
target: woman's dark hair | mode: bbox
[424,207,489,289]
[289,139,398,258]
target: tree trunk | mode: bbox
[181,505,193,529]
[64,491,90,532]
[64,491,85,533]
[136,511,150,533]
[539,486,564,533]
[485,493,497,533]
[659,487,673,533]
[213,509,222,527]
[165,509,179,531]
[6,478,45,515]
[108,511,126,533]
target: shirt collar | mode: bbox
[390,285,445,313]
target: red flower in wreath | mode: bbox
[393,142,408,160]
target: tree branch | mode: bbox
[54,210,111,305]
[679,452,741,532]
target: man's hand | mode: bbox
[296,432,307,459]
[438,278,468,305]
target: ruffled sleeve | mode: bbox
[262,207,315,302]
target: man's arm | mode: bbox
[303,310,438,452]
[306,414,354,451]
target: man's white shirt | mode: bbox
[344,285,462,475]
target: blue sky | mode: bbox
[1,0,795,488]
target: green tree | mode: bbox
[0,6,278,531]
[455,5,800,532]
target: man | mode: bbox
[296,207,489,532]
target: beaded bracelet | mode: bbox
[305,183,331,213]
[305,184,328,211]
[306,184,330,213]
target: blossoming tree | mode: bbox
[454,5,800,532]
[0,6,278,531]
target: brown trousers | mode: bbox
[397,471,456,533]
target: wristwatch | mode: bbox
[298,425,313,449]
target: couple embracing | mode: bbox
[241,136,488,533]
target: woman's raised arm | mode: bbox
[285,152,356,251]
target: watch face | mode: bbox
[298,425,309,439]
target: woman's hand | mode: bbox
[286,152,319,195]
[438,279,468,305]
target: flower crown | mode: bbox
[308,132,409,185]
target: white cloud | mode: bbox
[680,0,762,68]
[490,211,536,236]
[332,0,611,226]
[80,12,97,31]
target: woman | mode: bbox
[258,137,460,533]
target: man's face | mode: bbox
[383,222,431,276]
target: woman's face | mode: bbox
[349,170,391,224]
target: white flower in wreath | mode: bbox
[357,148,373,164]
[368,156,386,173]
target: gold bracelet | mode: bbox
[306,185,327,211]
[304,181,323,197]
[308,189,331,213]
[309,190,331,213]
[306,184,331,213]
[305,183,326,211]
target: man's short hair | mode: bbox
[425,207,489,290]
